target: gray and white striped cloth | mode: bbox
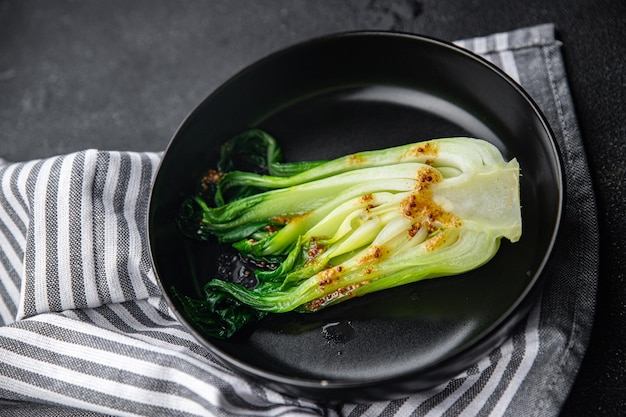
[0,24,598,416]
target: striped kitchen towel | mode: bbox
[0,24,598,416]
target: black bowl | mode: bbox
[148,31,563,402]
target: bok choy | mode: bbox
[176,129,521,338]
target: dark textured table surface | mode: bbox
[1,1,624,416]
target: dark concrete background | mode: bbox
[1,1,624,416]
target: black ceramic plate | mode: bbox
[148,31,563,401]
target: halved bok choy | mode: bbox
[175,129,521,338]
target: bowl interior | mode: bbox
[148,32,562,399]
